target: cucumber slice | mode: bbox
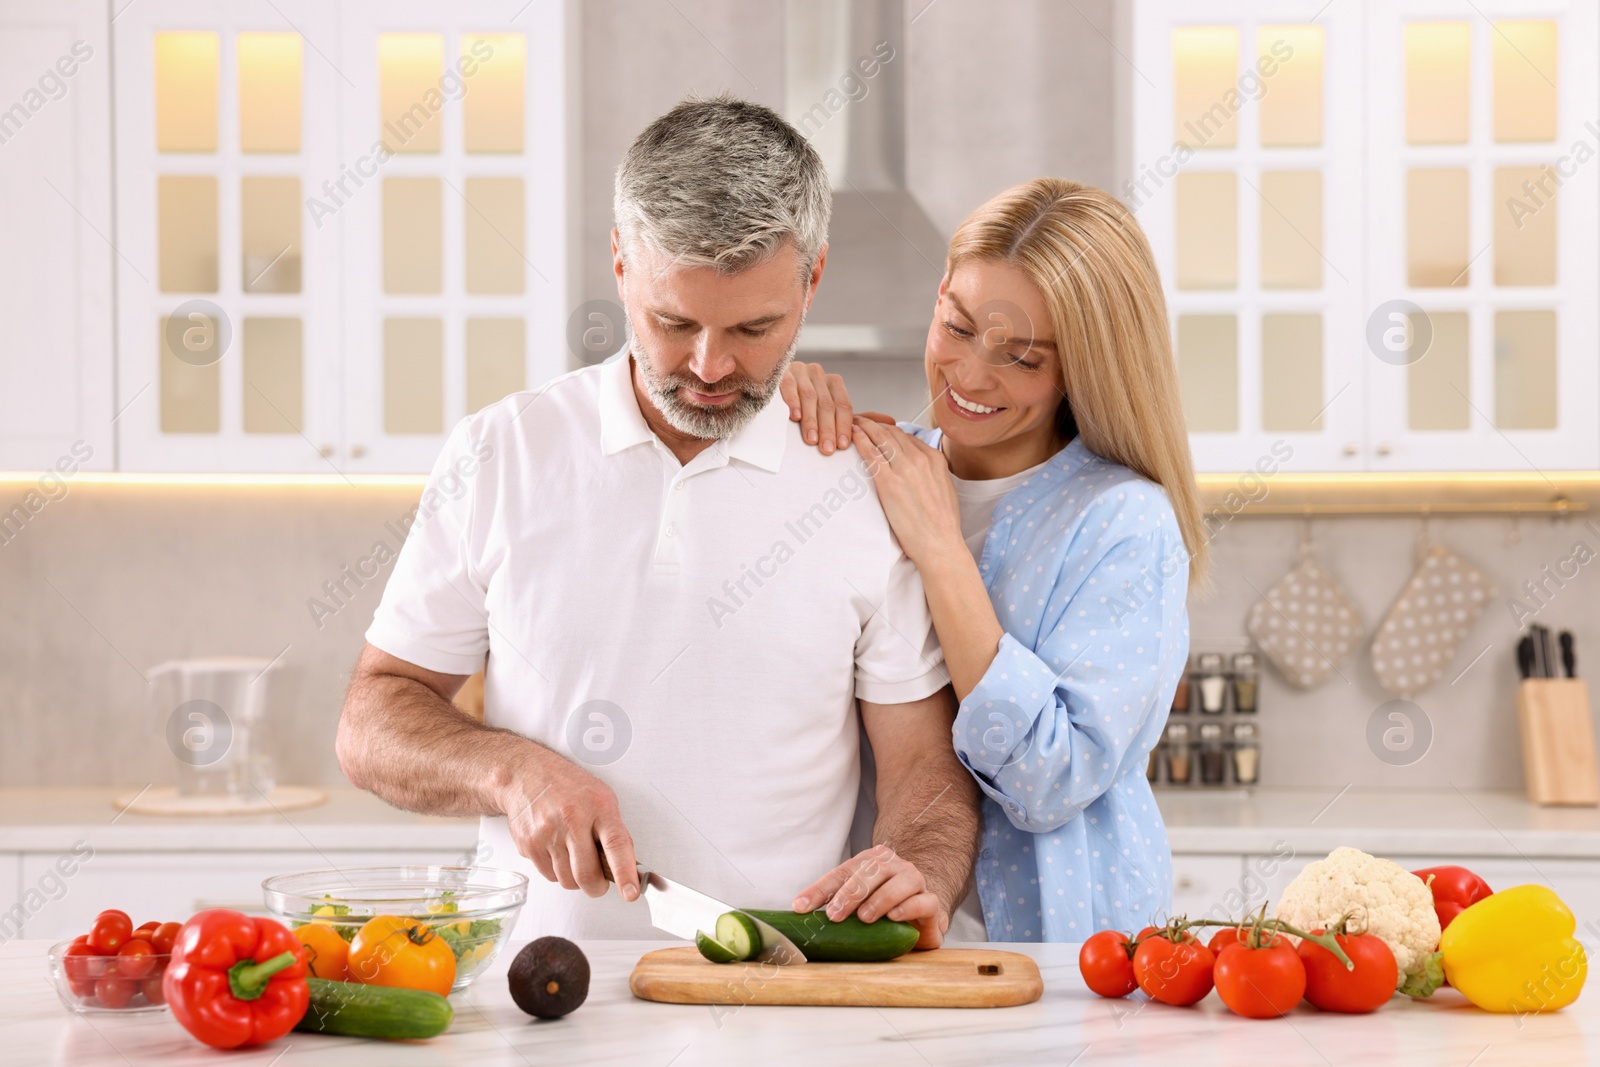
[695,930,740,964]
[715,912,762,960]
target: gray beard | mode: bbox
[630,316,804,440]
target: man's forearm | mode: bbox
[872,752,981,915]
[338,670,549,818]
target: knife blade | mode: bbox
[602,855,807,965]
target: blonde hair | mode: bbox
[945,178,1210,596]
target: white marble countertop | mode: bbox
[2,937,1593,1066]
[0,788,477,852]
[4,787,1600,860]
[1158,787,1600,858]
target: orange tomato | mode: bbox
[292,922,350,981]
[346,915,456,995]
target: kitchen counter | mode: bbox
[2,937,1593,1066]
[0,787,477,852]
[1160,787,1600,858]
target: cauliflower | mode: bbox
[1275,846,1442,990]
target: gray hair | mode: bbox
[613,94,832,280]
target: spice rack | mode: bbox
[1149,651,1261,789]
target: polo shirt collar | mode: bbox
[598,351,789,474]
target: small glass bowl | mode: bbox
[48,940,171,1015]
[262,865,527,992]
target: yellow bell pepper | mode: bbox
[1440,884,1586,1013]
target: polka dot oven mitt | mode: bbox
[1369,543,1496,699]
[1246,551,1365,689]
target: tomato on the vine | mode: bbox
[1208,926,1246,956]
[1298,930,1398,1013]
[1079,930,1139,998]
[1213,937,1306,1019]
[1132,933,1215,1006]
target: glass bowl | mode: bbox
[262,865,527,992]
[48,940,171,1014]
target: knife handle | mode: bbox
[596,845,648,890]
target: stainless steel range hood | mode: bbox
[786,0,946,358]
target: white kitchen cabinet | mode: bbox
[1169,854,1245,922]
[1134,0,1600,473]
[0,0,114,473]
[110,0,573,473]
[17,848,465,940]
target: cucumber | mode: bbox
[715,912,761,960]
[695,930,741,964]
[739,909,919,962]
[295,977,454,1040]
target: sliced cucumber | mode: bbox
[715,912,762,960]
[739,909,919,962]
[695,930,740,964]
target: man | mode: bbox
[337,96,979,945]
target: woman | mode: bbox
[781,178,1208,941]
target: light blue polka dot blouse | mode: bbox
[910,426,1191,942]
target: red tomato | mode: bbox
[140,975,167,1005]
[132,921,160,940]
[1133,934,1215,1006]
[87,911,133,955]
[62,941,100,982]
[68,934,91,951]
[115,939,157,980]
[95,976,137,1009]
[1079,930,1139,998]
[68,975,98,999]
[150,922,181,955]
[1214,939,1306,1019]
[1208,926,1246,955]
[1298,931,1398,1013]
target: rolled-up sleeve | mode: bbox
[365,417,493,676]
[953,525,1188,832]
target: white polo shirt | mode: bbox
[366,352,948,939]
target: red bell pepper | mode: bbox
[162,909,309,1049]
[1413,865,1493,932]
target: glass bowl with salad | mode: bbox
[262,865,527,993]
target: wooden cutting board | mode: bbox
[629,946,1043,1008]
[1518,678,1600,806]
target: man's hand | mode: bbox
[498,751,641,902]
[792,844,949,950]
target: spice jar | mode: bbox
[1231,652,1260,714]
[1164,722,1192,785]
[1194,652,1228,714]
[1198,722,1227,785]
[1170,666,1191,714]
[1231,721,1260,785]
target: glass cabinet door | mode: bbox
[1364,1,1597,472]
[335,0,570,474]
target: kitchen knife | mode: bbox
[602,855,807,965]
[1517,635,1536,679]
[1561,630,1577,678]
[1539,625,1557,678]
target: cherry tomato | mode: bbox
[62,941,100,982]
[1079,930,1139,998]
[95,975,137,1009]
[140,975,167,1005]
[347,915,456,996]
[1214,939,1306,1019]
[68,934,91,951]
[293,922,351,981]
[1298,930,1398,1013]
[132,921,160,941]
[150,922,181,955]
[87,910,133,955]
[115,939,157,980]
[1132,934,1215,1006]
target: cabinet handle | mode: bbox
[351,445,367,459]
[1342,442,1360,457]
[317,444,334,458]
[1375,441,1393,456]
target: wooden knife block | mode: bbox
[1517,679,1600,806]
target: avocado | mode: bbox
[507,936,590,1019]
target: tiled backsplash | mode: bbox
[2,481,1592,792]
